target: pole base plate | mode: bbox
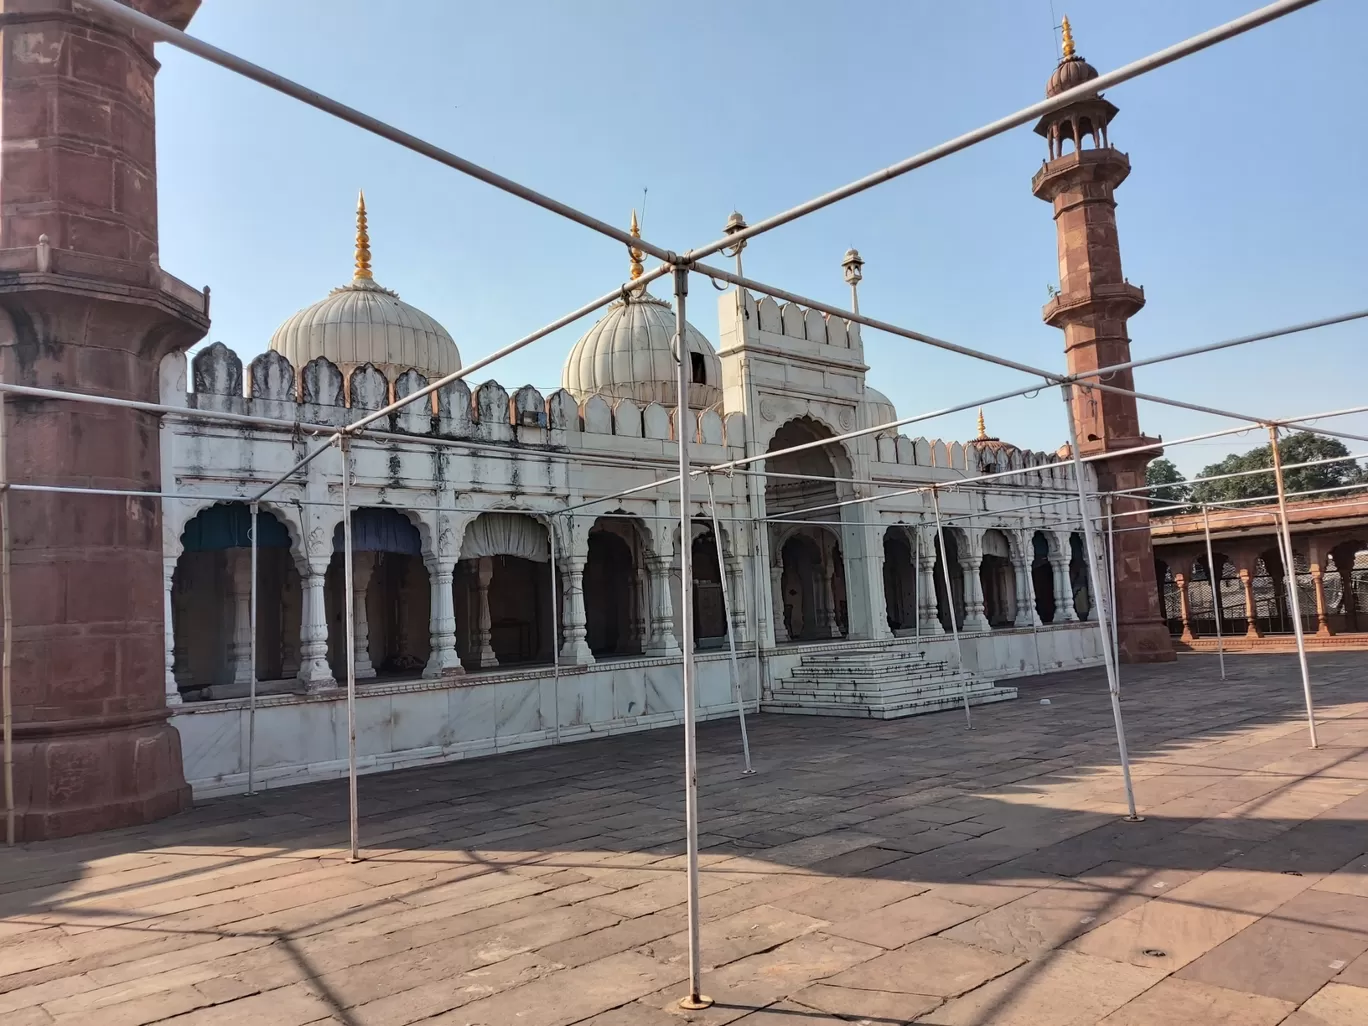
[1123,815,1146,823]
[679,995,714,1010]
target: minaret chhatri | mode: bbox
[1031,17,1174,663]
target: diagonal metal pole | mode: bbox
[930,488,971,729]
[673,266,711,1012]
[549,517,561,745]
[1202,506,1228,681]
[707,473,753,774]
[340,438,361,860]
[1061,385,1140,821]
[247,501,260,795]
[1268,426,1318,747]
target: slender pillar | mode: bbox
[1310,564,1332,637]
[423,557,461,677]
[725,556,748,644]
[821,555,841,638]
[473,556,498,668]
[769,562,789,643]
[559,552,594,665]
[1050,552,1078,623]
[1012,551,1041,628]
[297,562,335,691]
[1239,566,1262,637]
[351,552,377,679]
[647,553,681,655]
[1174,573,1194,642]
[229,550,254,686]
[163,558,181,706]
[917,541,944,635]
[960,551,989,632]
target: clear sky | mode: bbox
[154,0,1367,479]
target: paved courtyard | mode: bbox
[3,653,1368,1025]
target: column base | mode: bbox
[559,638,595,666]
[1114,620,1177,663]
[11,717,191,841]
[301,675,338,694]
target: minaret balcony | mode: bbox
[1043,281,1145,327]
[1032,147,1131,200]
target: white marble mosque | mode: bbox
[163,203,1106,797]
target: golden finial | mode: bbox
[1060,15,1076,60]
[354,190,373,280]
[977,408,988,440]
[628,209,644,281]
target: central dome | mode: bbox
[269,193,461,383]
[561,213,722,409]
[1046,16,1100,98]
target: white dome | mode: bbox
[863,386,898,433]
[562,287,722,409]
[269,192,461,384]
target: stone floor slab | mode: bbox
[1093,977,1294,1025]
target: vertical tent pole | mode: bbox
[751,512,764,723]
[929,487,971,729]
[340,437,360,860]
[913,528,921,642]
[1202,505,1227,680]
[1061,384,1140,821]
[1,388,13,845]
[1269,425,1317,748]
[673,265,711,1011]
[1105,495,1119,657]
[247,501,259,795]
[707,473,752,774]
[549,516,561,745]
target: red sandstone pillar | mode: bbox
[1031,28,1174,663]
[0,0,207,838]
[1174,573,1193,643]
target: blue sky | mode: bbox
[155,0,1366,478]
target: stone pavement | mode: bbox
[3,653,1368,1025]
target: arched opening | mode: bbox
[455,512,555,668]
[1329,541,1368,633]
[1069,532,1092,620]
[883,528,916,633]
[690,521,728,648]
[779,530,846,641]
[1033,531,1056,624]
[934,530,963,632]
[980,529,1016,628]
[1252,552,1289,634]
[584,520,646,658]
[1189,556,1218,637]
[329,508,429,679]
[1157,560,1181,635]
[172,503,295,699]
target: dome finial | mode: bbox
[628,209,644,281]
[354,190,373,280]
[1060,15,1076,60]
[976,408,988,440]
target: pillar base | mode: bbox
[1114,620,1177,664]
[11,718,191,841]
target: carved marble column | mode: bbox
[646,554,681,655]
[423,557,461,677]
[297,561,335,691]
[821,558,842,638]
[352,552,377,679]
[1310,564,1333,636]
[725,555,747,644]
[1239,567,1262,637]
[769,563,789,643]
[560,552,594,665]
[1049,554,1078,623]
[163,558,181,706]
[1012,553,1041,628]
[229,549,254,686]
[959,552,990,633]
[1174,572,1194,642]
[917,543,944,635]
[472,556,499,668]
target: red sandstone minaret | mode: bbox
[1032,17,1174,663]
[0,0,209,837]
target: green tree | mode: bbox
[1189,432,1365,505]
[1145,458,1191,511]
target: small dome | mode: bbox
[863,386,897,433]
[269,193,461,383]
[562,287,721,409]
[1046,56,1099,98]
[968,408,1019,462]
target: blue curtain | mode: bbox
[181,503,291,552]
[334,508,422,555]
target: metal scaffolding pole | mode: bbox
[1202,507,1228,681]
[929,488,971,729]
[340,438,361,859]
[1,388,12,846]
[673,267,710,1012]
[549,518,561,745]
[707,474,753,775]
[1105,497,1120,660]
[247,501,260,795]
[1268,426,1318,748]
[1061,385,1140,822]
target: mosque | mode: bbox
[2,5,1167,835]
